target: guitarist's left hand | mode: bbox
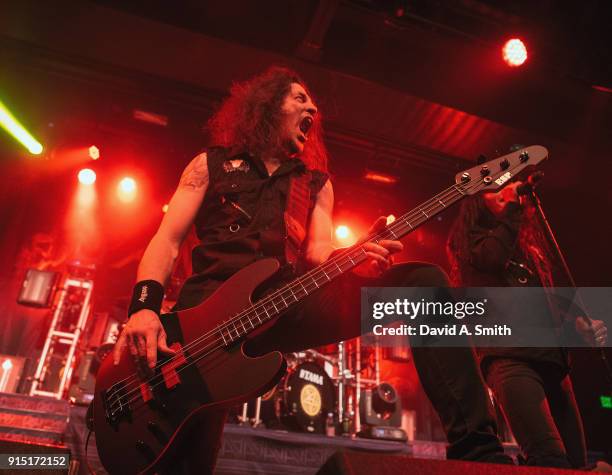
[353,216,403,278]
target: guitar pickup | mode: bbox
[103,382,131,427]
[160,343,188,390]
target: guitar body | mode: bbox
[93,258,286,475]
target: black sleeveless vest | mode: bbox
[175,147,328,310]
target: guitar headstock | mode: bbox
[455,145,548,195]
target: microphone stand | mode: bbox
[527,189,612,390]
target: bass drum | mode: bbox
[277,361,335,433]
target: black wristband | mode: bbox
[128,280,164,318]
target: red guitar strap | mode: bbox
[284,171,312,267]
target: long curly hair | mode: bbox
[207,66,328,172]
[446,194,554,287]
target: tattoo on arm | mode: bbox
[179,153,208,189]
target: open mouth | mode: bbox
[299,116,313,136]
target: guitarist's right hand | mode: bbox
[113,310,175,369]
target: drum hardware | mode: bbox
[238,397,265,427]
[333,337,385,437]
[237,384,278,428]
[337,341,346,426]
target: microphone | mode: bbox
[516,171,544,196]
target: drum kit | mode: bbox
[234,337,389,437]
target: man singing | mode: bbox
[113,66,510,472]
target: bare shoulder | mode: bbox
[179,152,209,190]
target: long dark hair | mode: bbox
[446,194,554,287]
[207,66,328,172]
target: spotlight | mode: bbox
[88,145,100,160]
[372,383,398,418]
[119,177,136,193]
[335,224,357,247]
[78,168,96,186]
[358,382,406,441]
[502,38,528,67]
[0,100,43,155]
[336,225,350,240]
[364,171,398,185]
[117,177,137,202]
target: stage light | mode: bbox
[502,38,528,67]
[0,100,43,154]
[119,177,136,193]
[336,225,350,240]
[162,204,169,213]
[78,168,96,186]
[386,215,396,225]
[335,224,358,246]
[364,171,398,185]
[88,145,100,160]
[118,177,137,202]
[601,395,612,409]
[133,109,169,127]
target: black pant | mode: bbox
[177,263,505,473]
[484,358,587,468]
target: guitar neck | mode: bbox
[217,182,467,345]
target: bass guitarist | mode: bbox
[112,66,511,473]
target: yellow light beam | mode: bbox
[0,100,43,155]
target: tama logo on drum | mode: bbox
[299,369,324,386]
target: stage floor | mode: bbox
[66,405,519,474]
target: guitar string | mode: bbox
[111,165,526,418]
[108,162,521,415]
[108,156,533,414]
[108,166,514,414]
[106,178,479,414]
[105,181,468,413]
[106,178,468,401]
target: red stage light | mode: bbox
[78,168,96,185]
[364,171,398,185]
[502,38,528,67]
[88,145,100,160]
[118,177,137,202]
